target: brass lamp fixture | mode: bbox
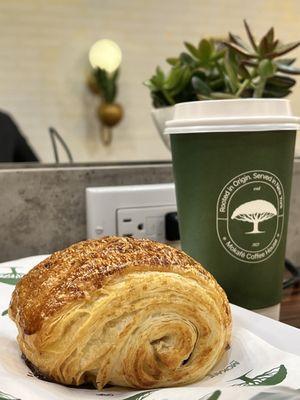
[88,39,123,145]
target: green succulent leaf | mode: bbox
[143,79,154,90]
[223,41,256,58]
[209,92,238,99]
[181,67,192,87]
[209,77,225,90]
[197,94,213,100]
[271,39,279,54]
[171,67,191,96]
[191,76,211,95]
[267,75,296,88]
[229,33,251,52]
[192,69,207,80]
[258,27,278,56]
[149,77,160,90]
[224,52,239,91]
[178,52,194,66]
[263,87,292,98]
[244,19,258,51]
[184,41,199,58]
[276,63,300,74]
[258,27,276,56]
[276,58,296,66]
[198,39,213,63]
[240,59,258,69]
[265,27,274,47]
[271,40,300,57]
[156,66,165,82]
[258,59,276,78]
[151,91,170,107]
[211,48,226,61]
[258,35,271,57]
[238,63,251,79]
[166,57,179,66]
[164,66,183,90]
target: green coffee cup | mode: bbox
[165,99,299,310]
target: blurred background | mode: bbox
[0,0,299,164]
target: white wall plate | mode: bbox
[86,183,176,240]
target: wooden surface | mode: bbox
[280,282,300,328]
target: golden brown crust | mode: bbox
[9,236,232,389]
[9,236,214,335]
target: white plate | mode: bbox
[1,255,300,400]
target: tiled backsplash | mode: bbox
[0,162,299,265]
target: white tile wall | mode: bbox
[0,0,299,162]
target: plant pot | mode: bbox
[151,106,174,150]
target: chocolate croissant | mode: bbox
[9,236,231,389]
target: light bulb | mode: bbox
[89,39,122,73]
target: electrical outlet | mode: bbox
[117,205,176,241]
[86,183,177,243]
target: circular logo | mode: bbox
[216,170,284,263]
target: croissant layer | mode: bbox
[9,236,231,389]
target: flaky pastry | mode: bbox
[9,236,231,389]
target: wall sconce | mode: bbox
[88,39,123,145]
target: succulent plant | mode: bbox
[144,65,194,107]
[145,21,300,107]
[144,39,225,106]
[223,20,300,98]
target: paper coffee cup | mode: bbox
[165,99,300,310]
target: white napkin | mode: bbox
[1,261,300,400]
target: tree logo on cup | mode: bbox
[231,200,277,234]
[216,170,284,263]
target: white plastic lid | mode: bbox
[164,99,300,134]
